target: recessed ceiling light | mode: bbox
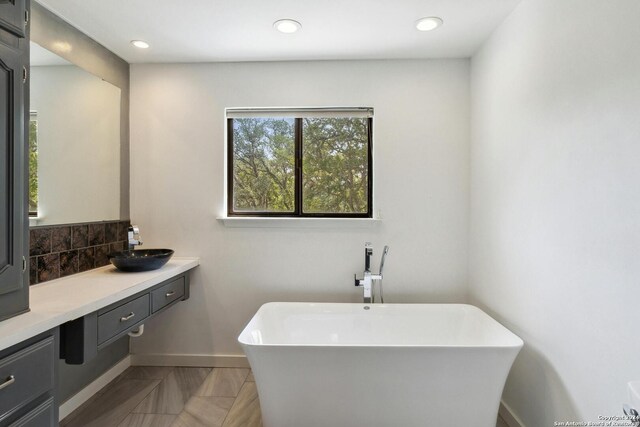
[415,17,443,32]
[131,40,150,49]
[273,19,302,34]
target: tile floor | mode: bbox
[61,366,508,427]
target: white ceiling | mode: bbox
[36,0,521,63]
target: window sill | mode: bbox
[29,217,43,227]
[217,216,381,229]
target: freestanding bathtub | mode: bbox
[238,303,523,427]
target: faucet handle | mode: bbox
[354,274,361,287]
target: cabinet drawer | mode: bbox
[8,397,55,427]
[98,294,149,344]
[0,337,55,419]
[151,276,185,313]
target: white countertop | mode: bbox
[0,257,199,351]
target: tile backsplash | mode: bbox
[29,220,130,285]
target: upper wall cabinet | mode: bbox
[0,0,27,38]
[0,0,30,321]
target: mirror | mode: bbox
[29,42,121,226]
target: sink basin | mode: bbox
[107,249,174,272]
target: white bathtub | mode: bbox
[239,303,523,427]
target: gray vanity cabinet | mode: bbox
[0,330,58,427]
[61,272,190,365]
[0,0,29,322]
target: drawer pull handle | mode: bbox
[165,291,175,297]
[0,375,15,391]
[120,312,135,322]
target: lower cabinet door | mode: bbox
[0,337,55,420]
[8,397,55,427]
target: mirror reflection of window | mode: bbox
[29,111,38,216]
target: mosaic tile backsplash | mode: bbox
[30,220,131,285]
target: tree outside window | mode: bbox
[228,110,372,218]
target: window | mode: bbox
[29,112,38,216]
[227,108,373,217]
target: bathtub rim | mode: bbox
[238,302,524,349]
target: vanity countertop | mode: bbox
[0,257,199,351]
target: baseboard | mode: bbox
[130,353,250,368]
[500,400,526,427]
[59,355,131,421]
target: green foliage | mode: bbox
[232,118,295,212]
[232,117,369,214]
[28,119,38,214]
[303,118,368,213]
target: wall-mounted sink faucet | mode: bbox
[128,225,143,250]
[354,242,389,304]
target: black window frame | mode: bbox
[227,116,373,218]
